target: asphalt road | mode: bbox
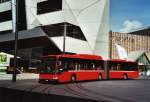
[0,78,150,102]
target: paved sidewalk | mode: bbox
[0,73,39,80]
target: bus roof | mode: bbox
[42,54,103,60]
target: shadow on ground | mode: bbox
[0,87,102,102]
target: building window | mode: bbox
[41,23,87,41]
[0,0,10,3]
[0,10,12,22]
[37,0,62,14]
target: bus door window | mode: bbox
[68,62,75,70]
[57,61,63,72]
[61,61,68,71]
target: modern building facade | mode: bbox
[0,0,109,69]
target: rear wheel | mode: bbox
[98,74,103,80]
[123,74,128,80]
[71,75,76,82]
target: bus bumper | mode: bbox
[39,75,59,83]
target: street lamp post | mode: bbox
[63,23,67,55]
[12,0,19,82]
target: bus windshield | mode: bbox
[40,57,56,74]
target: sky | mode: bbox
[110,0,150,33]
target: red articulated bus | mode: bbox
[38,54,139,83]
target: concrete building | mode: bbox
[0,0,109,69]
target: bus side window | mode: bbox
[89,63,95,69]
[117,64,121,70]
[68,62,71,69]
[111,65,114,70]
[84,63,87,70]
[75,63,78,70]
[97,65,102,70]
[92,63,95,69]
[111,65,117,70]
[80,63,84,70]
[78,63,81,70]
[95,61,102,70]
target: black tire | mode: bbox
[71,75,76,82]
[123,74,128,80]
[98,74,103,80]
